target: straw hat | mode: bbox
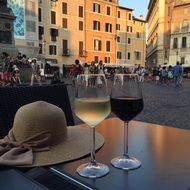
[0,101,104,167]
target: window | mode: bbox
[79,41,83,55]
[135,51,141,60]
[38,8,42,22]
[173,38,178,49]
[116,24,120,30]
[62,2,67,14]
[51,11,56,24]
[39,44,42,54]
[116,36,120,42]
[26,21,36,32]
[105,57,110,63]
[128,52,130,60]
[50,28,58,41]
[127,26,132,33]
[164,50,168,59]
[93,3,100,13]
[94,39,101,51]
[181,57,185,64]
[26,1,35,16]
[94,56,99,63]
[182,20,189,30]
[79,6,83,17]
[49,45,57,55]
[118,11,120,18]
[106,6,111,15]
[79,21,83,31]
[38,26,44,40]
[63,40,69,55]
[128,13,132,20]
[106,41,110,52]
[105,23,112,32]
[128,38,131,44]
[136,32,141,38]
[93,21,100,30]
[117,51,121,59]
[182,37,186,48]
[62,18,67,28]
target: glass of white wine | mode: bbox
[75,74,110,178]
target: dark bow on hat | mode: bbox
[0,130,51,166]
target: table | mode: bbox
[52,118,190,190]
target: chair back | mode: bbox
[0,84,74,138]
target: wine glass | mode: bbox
[74,73,111,178]
[110,73,144,170]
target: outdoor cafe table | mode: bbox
[51,117,190,190]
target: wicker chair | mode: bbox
[0,84,75,138]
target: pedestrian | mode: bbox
[167,65,173,85]
[179,63,184,86]
[1,52,11,85]
[11,67,21,86]
[161,66,168,85]
[30,59,41,86]
[173,61,182,87]
[155,67,160,85]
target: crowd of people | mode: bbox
[136,62,184,87]
[0,52,185,88]
[0,52,42,86]
[68,59,184,88]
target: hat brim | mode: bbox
[17,125,104,167]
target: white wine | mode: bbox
[75,97,110,127]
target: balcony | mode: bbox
[62,49,70,56]
[79,50,87,57]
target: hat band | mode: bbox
[0,130,52,166]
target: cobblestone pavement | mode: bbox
[66,78,190,130]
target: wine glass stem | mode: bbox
[90,127,96,165]
[124,121,129,158]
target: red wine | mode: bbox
[111,97,144,122]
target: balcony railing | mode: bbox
[62,49,70,56]
[79,50,87,57]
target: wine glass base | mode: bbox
[77,162,110,178]
[111,156,141,170]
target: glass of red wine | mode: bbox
[110,73,144,170]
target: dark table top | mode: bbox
[52,118,190,190]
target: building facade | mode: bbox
[146,0,166,67]
[169,1,190,65]
[147,0,190,67]
[8,0,146,68]
[8,0,39,57]
[116,7,146,66]
[85,0,118,64]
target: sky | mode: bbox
[119,0,149,18]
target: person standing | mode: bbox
[173,61,182,87]
[1,52,11,85]
[30,59,41,86]
[179,63,184,86]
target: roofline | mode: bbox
[148,0,153,9]
[146,0,156,21]
[133,17,146,23]
[118,6,133,11]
